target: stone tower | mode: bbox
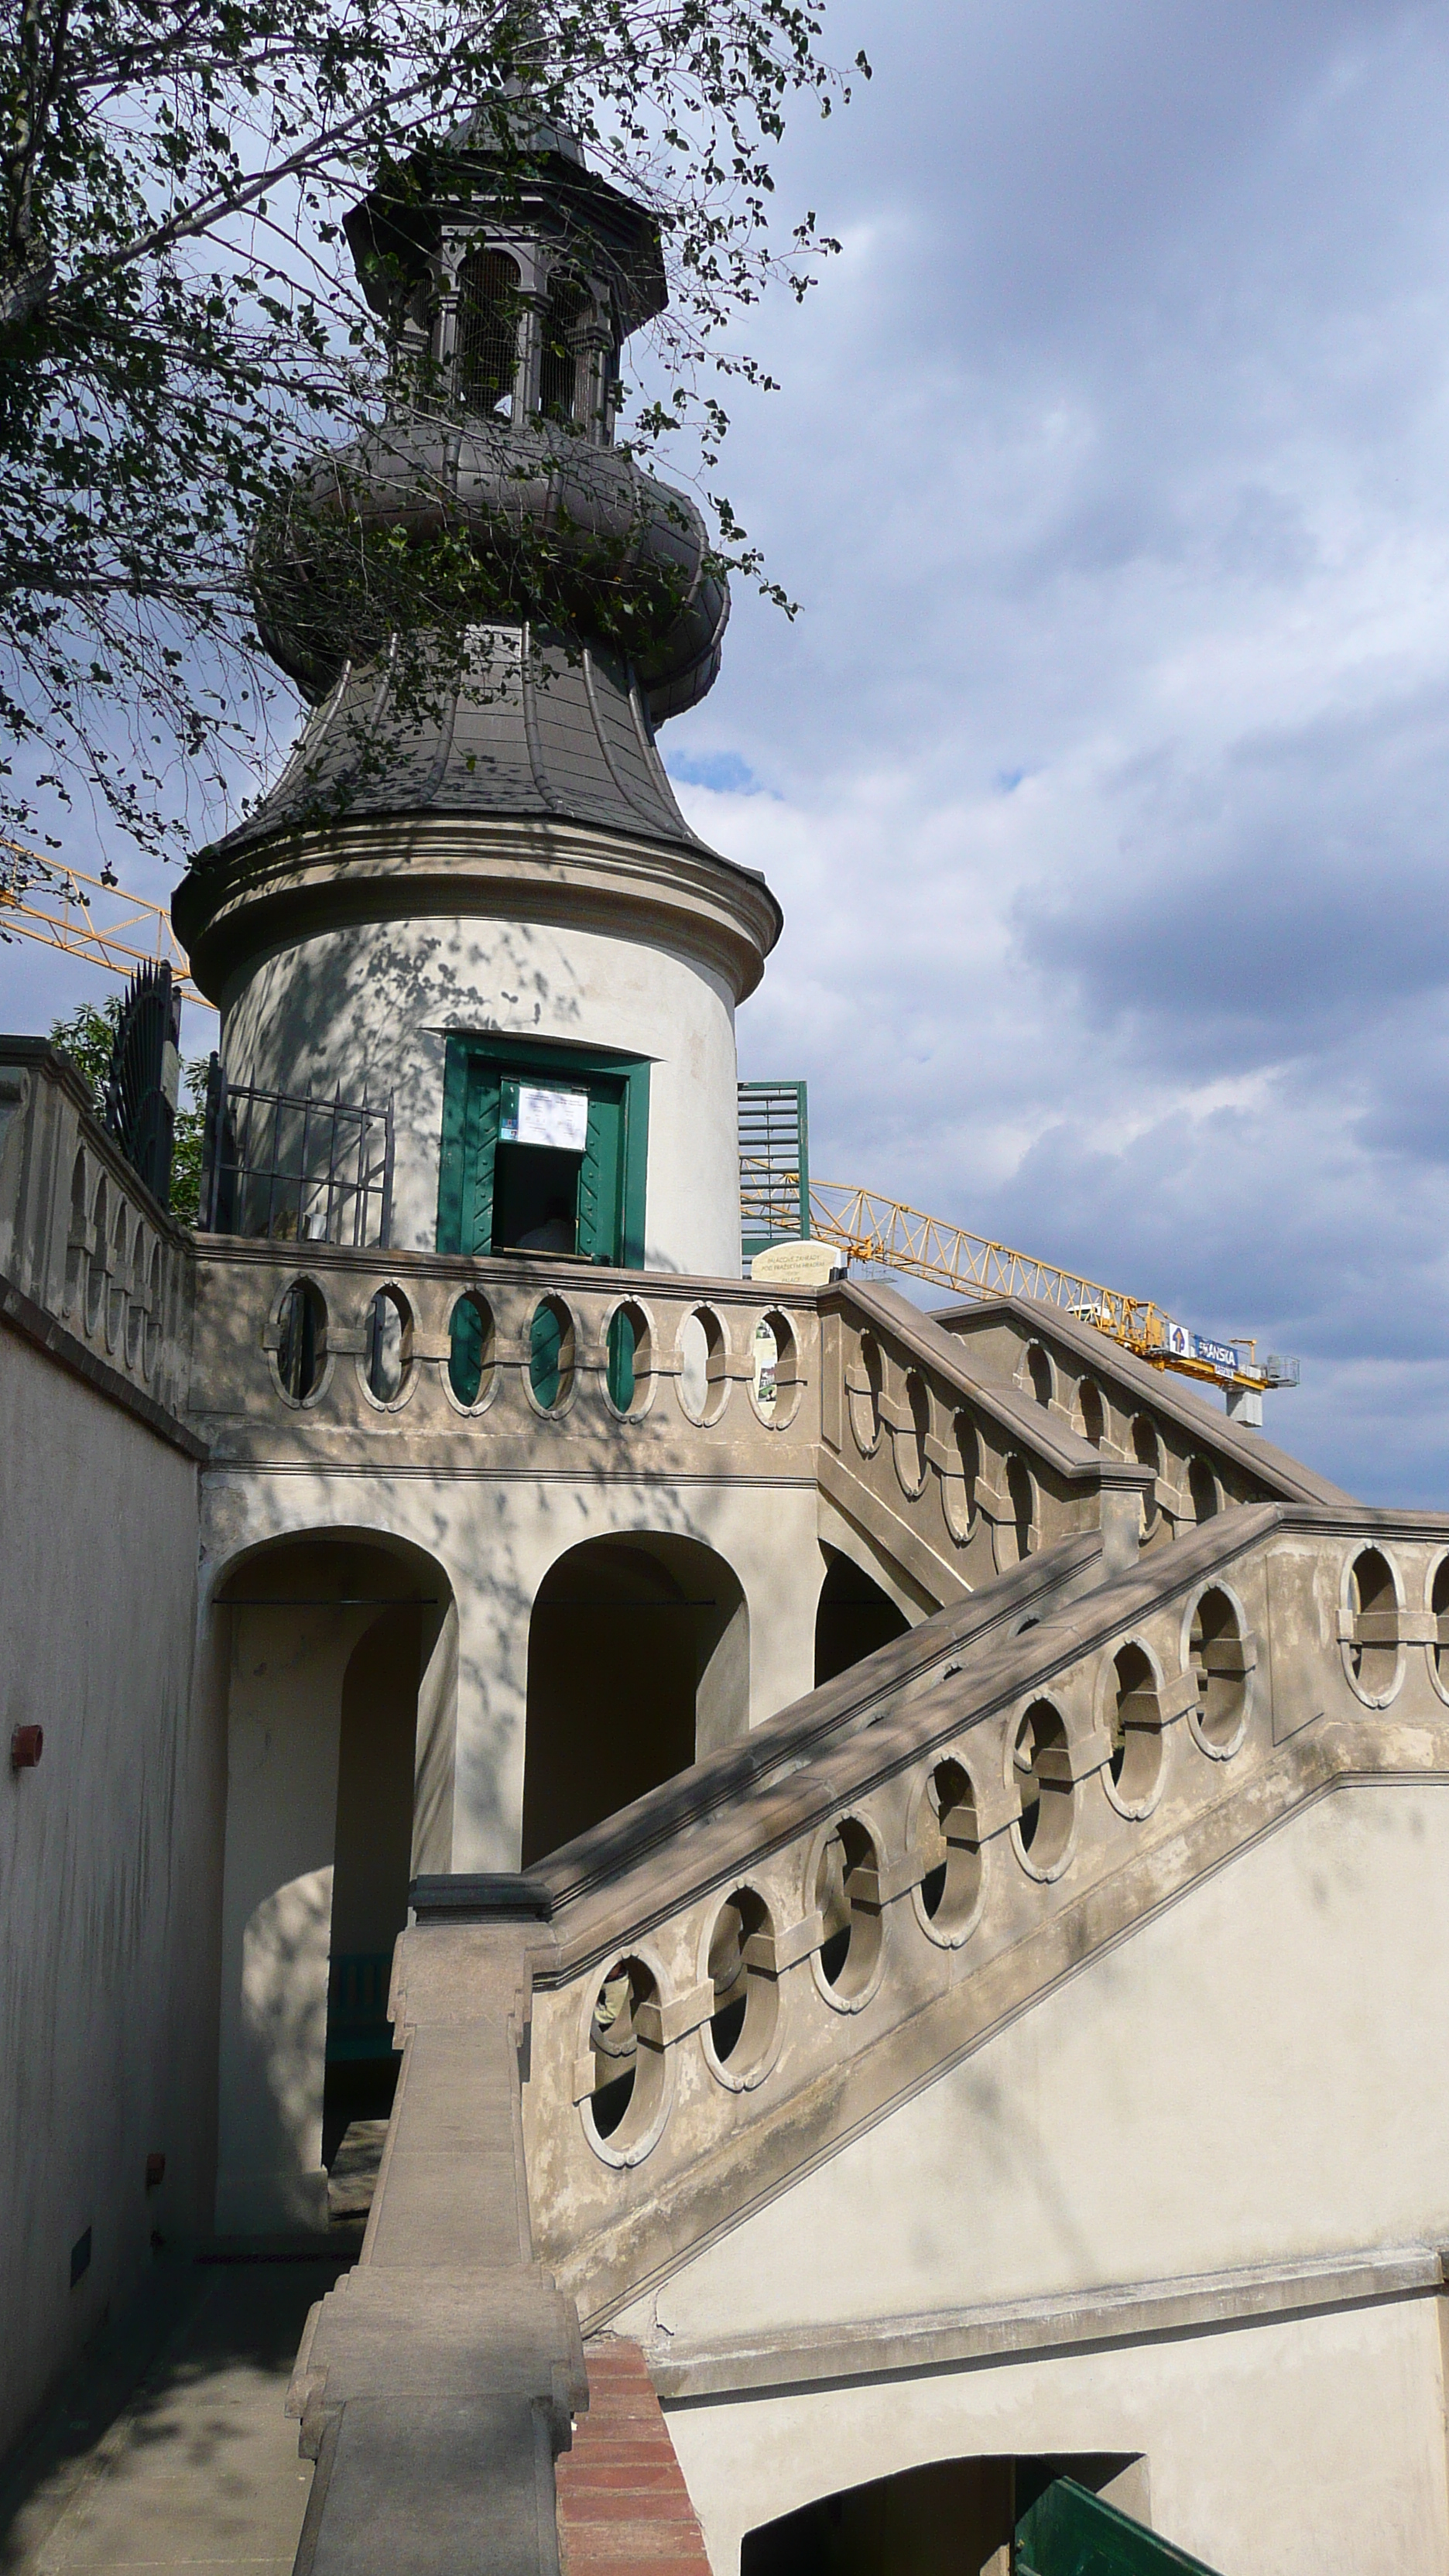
[173,101,780,1274]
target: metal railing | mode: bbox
[199,1059,394,1247]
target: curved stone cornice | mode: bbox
[173,809,783,1009]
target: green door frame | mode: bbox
[437,1034,651,1267]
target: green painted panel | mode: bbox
[325,1951,396,2064]
[437,1038,502,1255]
[449,1294,487,1404]
[607,1305,636,1410]
[437,1036,473,1255]
[1016,2480,1221,2576]
[530,1298,563,1406]
[437,1036,649,1265]
[579,1091,624,1262]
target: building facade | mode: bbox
[4,94,1449,2576]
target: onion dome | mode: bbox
[250,98,728,731]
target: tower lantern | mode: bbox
[173,94,779,1275]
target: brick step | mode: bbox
[557,2336,712,2576]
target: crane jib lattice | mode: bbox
[738,1154,1297,1396]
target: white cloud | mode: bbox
[665,0,1449,1499]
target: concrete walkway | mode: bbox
[1,2253,351,2574]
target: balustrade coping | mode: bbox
[413,1507,1321,1976]
[415,1499,1449,1985]
[931,1290,1348,1505]
[193,1232,817,1302]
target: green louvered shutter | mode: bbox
[577,1088,625,1263]
[438,1049,503,1254]
[467,1070,503,1252]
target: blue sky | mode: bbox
[5,2,1449,1499]
[654,0,1449,1502]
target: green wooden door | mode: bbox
[1016,2479,1221,2576]
[438,1038,649,1266]
[577,1090,624,1263]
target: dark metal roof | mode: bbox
[212,625,714,859]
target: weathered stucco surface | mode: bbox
[608,1782,1449,2573]
[200,1468,824,1881]
[0,1329,211,2459]
[621,1783,1449,2339]
[661,2293,1449,2576]
[220,907,744,1275]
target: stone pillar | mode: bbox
[289,1923,586,2576]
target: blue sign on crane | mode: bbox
[1166,1324,1243,1377]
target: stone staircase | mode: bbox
[287,1482,1449,2565]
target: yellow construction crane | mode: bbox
[742,1152,1297,1399]
[0,838,210,1005]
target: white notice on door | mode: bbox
[514,1084,590,1152]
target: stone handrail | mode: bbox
[388,1499,1449,2331]
[0,1038,194,1427]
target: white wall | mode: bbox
[663,2294,1449,2576]
[214,1598,382,2234]
[611,1784,1449,2574]
[623,1785,1449,2344]
[0,1331,210,2459]
[220,913,742,1276]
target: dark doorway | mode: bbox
[522,1536,748,1863]
[814,1547,910,1687]
[492,1142,581,1254]
[742,2455,1149,2576]
[742,2458,1012,2576]
[322,1602,421,2160]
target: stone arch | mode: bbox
[814,1544,912,1687]
[211,1530,457,2235]
[741,2454,1144,2576]
[521,1533,748,1864]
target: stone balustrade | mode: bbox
[187,1245,1188,1610]
[817,1286,1162,1598]
[388,1499,1449,2328]
[188,1236,823,1465]
[0,1039,194,1426]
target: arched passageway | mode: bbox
[814,1546,910,1688]
[324,1601,420,2156]
[742,2454,1146,2576]
[521,1534,748,1864]
[214,1533,455,2233]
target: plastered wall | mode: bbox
[664,2295,1449,2576]
[615,1783,1449,2574]
[220,912,743,1276]
[0,1331,210,2460]
[620,1785,1449,2343]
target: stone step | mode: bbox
[557,2338,711,2576]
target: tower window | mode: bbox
[455,247,520,416]
[540,272,589,422]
